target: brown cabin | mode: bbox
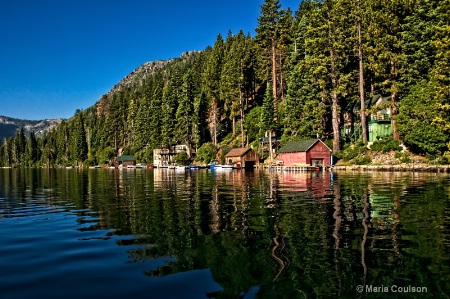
[224,148,260,169]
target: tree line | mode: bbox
[1,0,449,167]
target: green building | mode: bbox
[368,117,393,142]
[342,94,393,142]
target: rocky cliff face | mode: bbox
[0,116,63,142]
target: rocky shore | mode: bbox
[334,164,450,172]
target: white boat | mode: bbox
[175,166,187,171]
[222,165,234,169]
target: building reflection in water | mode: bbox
[1,168,441,297]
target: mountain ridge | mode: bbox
[0,115,63,142]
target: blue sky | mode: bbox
[0,0,300,120]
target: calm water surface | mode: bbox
[0,168,449,298]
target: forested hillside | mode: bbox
[1,0,449,167]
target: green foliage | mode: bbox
[336,142,368,162]
[397,81,449,156]
[395,151,411,163]
[219,147,232,165]
[371,138,402,153]
[195,142,217,164]
[174,151,189,165]
[354,155,371,165]
[260,84,275,132]
[440,152,450,165]
[97,147,116,164]
[244,106,263,143]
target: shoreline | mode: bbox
[333,164,450,173]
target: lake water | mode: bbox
[0,168,449,298]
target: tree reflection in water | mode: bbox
[1,169,449,298]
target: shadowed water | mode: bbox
[0,168,449,298]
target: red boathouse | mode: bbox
[277,139,331,167]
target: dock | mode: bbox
[259,164,327,172]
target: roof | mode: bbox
[364,94,391,109]
[117,154,136,162]
[225,147,252,157]
[278,139,331,153]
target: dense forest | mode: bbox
[1,0,449,167]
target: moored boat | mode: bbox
[222,165,234,170]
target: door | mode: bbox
[310,159,323,167]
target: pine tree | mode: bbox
[256,0,283,117]
[71,111,88,166]
[283,0,328,140]
[203,35,226,145]
[365,1,406,140]
[401,0,437,92]
[161,68,182,147]
[176,69,196,157]
[14,127,26,165]
[261,84,275,161]
[221,30,246,137]
[25,131,38,166]
[432,0,450,156]
[56,121,70,165]
[149,80,163,149]
[1,138,11,167]
[135,85,151,150]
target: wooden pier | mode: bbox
[259,165,327,172]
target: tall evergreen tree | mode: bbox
[256,0,283,118]
[176,69,196,157]
[149,80,163,149]
[432,0,450,156]
[15,127,26,165]
[221,30,246,137]
[261,84,276,161]
[25,131,38,166]
[283,0,328,140]
[365,0,406,140]
[161,68,182,147]
[203,35,226,145]
[71,111,88,166]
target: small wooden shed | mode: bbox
[277,139,331,167]
[225,148,260,169]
